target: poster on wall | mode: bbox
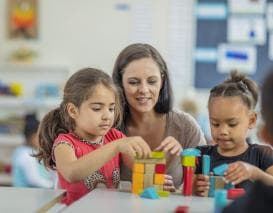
[7,0,38,39]
[217,44,257,74]
[228,0,266,14]
[227,16,266,45]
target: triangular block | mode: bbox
[140,187,159,199]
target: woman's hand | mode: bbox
[154,136,182,156]
[193,174,210,196]
[224,161,257,185]
[163,174,176,192]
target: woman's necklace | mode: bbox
[71,132,104,145]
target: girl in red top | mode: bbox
[35,68,151,205]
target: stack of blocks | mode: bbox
[132,151,166,195]
[180,148,201,196]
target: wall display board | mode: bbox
[195,0,273,88]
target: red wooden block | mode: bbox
[227,188,245,200]
[175,205,189,213]
[155,164,166,174]
[182,166,194,196]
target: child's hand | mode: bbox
[154,136,182,156]
[118,136,151,159]
[224,161,257,185]
[163,174,176,192]
[193,174,210,196]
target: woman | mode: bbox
[112,43,206,189]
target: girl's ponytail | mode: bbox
[35,107,68,170]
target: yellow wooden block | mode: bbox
[145,163,155,173]
[133,163,145,173]
[151,151,165,159]
[181,156,196,167]
[157,190,170,197]
[132,182,143,194]
[144,174,154,188]
[132,173,144,184]
[154,174,164,185]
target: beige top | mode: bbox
[120,109,207,188]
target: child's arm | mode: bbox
[193,174,210,196]
[224,161,273,185]
[54,136,151,183]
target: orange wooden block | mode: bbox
[154,174,164,185]
[133,163,145,173]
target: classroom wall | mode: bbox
[0,0,199,107]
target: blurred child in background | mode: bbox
[180,98,212,144]
[12,113,54,188]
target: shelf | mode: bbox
[0,96,62,109]
[0,134,24,146]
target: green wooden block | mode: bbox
[151,151,165,159]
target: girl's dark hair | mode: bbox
[24,113,39,145]
[261,70,273,134]
[209,70,259,110]
[35,68,122,170]
[112,43,173,129]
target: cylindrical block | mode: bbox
[182,166,194,196]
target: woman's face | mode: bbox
[122,57,163,113]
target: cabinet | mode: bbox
[0,64,69,185]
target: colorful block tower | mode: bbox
[132,151,166,195]
[180,148,201,196]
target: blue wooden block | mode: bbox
[214,190,228,213]
[208,176,216,197]
[140,187,159,199]
[180,148,201,157]
[202,155,210,175]
[213,164,228,176]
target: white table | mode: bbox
[0,187,65,213]
[64,189,214,213]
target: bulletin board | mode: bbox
[194,0,273,89]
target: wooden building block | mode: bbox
[132,173,144,184]
[135,158,166,164]
[154,174,164,185]
[155,164,166,174]
[181,156,196,167]
[133,163,144,173]
[215,176,225,189]
[157,190,170,197]
[144,174,154,188]
[154,184,163,191]
[151,151,165,159]
[182,166,194,196]
[145,163,155,174]
[132,182,143,194]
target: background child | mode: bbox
[11,113,54,188]
[194,71,273,196]
[35,68,151,205]
[223,70,273,212]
